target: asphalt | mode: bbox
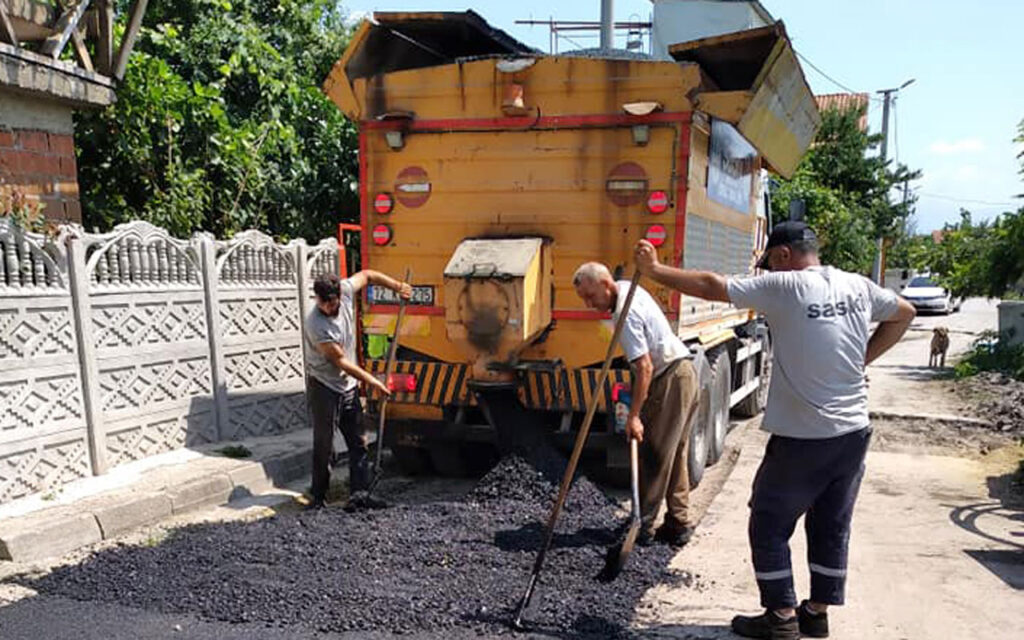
[0,429,316,563]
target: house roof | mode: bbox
[815,93,869,132]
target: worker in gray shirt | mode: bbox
[305,271,410,511]
[636,222,915,640]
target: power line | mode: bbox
[794,49,883,102]
[917,191,1020,207]
[558,32,590,51]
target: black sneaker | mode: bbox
[731,610,800,640]
[654,523,694,548]
[798,600,829,638]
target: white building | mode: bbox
[651,0,775,61]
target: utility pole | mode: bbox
[872,78,915,284]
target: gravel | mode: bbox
[21,454,684,637]
[960,372,1024,436]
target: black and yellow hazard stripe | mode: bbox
[563,368,631,413]
[367,359,471,406]
[367,360,631,413]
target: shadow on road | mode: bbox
[948,464,1024,590]
[948,501,1023,551]
[867,363,953,382]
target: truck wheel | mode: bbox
[392,445,431,476]
[429,443,467,477]
[734,336,771,418]
[687,386,712,489]
[706,350,732,466]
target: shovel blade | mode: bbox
[597,519,641,583]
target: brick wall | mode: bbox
[0,127,81,223]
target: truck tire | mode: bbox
[706,349,732,466]
[392,445,431,476]
[687,385,712,489]
[734,335,771,418]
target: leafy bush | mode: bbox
[955,331,1024,380]
[76,0,358,242]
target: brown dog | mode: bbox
[929,327,950,368]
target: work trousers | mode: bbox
[307,376,369,502]
[748,426,871,610]
[638,357,700,533]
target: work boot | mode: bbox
[637,528,655,547]
[798,600,829,638]
[654,522,694,548]
[730,610,800,640]
[304,498,326,512]
[344,491,388,512]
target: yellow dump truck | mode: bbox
[323,11,820,483]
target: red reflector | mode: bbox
[374,192,394,214]
[645,224,667,247]
[611,383,631,402]
[372,224,392,246]
[387,373,417,393]
[647,190,669,214]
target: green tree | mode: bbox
[770,105,920,273]
[909,207,1024,299]
[984,207,1024,297]
[75,0,357,241]
[770,168,876,273]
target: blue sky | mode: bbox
[339,0,1024,232]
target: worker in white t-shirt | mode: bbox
[635,221,915,640]
[573,262,699,547]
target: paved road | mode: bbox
[867,297,999,417]
[633,297,1023,639]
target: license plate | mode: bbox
[368,285,435,306]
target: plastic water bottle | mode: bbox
[613,385,631,434]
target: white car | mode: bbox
[899,275,959,314]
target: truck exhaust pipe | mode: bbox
[600,0,614,51]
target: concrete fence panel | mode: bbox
[215,231,306,441]
[0,219,90,502]
[0,217,341,502]
[80,222,215,471]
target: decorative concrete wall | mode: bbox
[0,218,340,503]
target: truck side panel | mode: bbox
[679,115,761,333]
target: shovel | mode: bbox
[597,436,641,582]
[367,267,411,495]
[512,270,642,630]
